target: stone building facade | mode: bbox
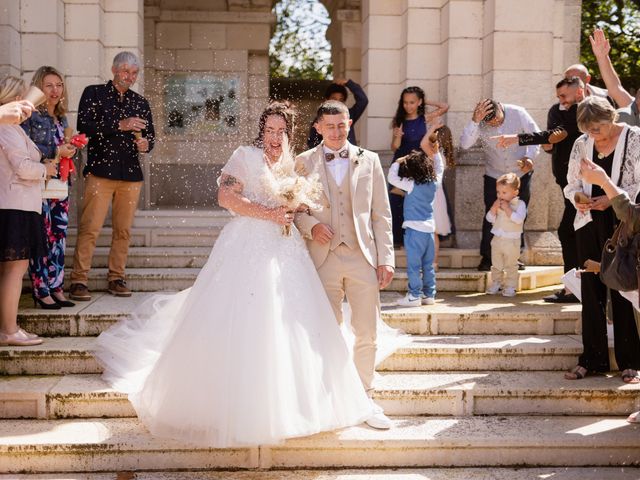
[0,0,583,260]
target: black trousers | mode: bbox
[576,209,640,372]
[480,171,532,261]
[558,195,578,273]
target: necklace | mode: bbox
[597,151,606,160]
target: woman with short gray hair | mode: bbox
[564,95,640,383]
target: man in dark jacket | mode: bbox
[307,78,368,148]
[69,51,155,301]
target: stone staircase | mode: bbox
[2,289,640,477]
[3,210,639,477]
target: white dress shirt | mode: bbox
[459,104,540,179]
[323,144,350,185]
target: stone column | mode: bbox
[360,0,406,154]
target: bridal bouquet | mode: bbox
[263,139,322,236]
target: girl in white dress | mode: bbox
[94,102,375,448]
[433,125,455,268]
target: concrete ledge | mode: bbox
[1,371,637,420]
[0,335,584,375]
[0,416,637,472]
[2,468,640,479]
[380,288,580,335]
[18,290,581,337]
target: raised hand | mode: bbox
[420,120,444,157]
[579,158,608,186]
[0,100,35,124]
[472,99,493,123]
[589,28,610,59]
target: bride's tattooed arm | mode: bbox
[218,173,289,225]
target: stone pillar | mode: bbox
[360,0,405,153]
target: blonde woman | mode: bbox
[0,76,57,346]
[21,66,76,308]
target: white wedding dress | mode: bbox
[94,146,376,448]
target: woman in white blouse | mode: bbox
[0,76,57,346]
[564,95,640,383]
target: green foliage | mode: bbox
[269,0,333,80]
[581,0,640,89]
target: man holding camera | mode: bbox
[460,99,540,271]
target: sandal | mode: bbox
[621,369,640,384]
[564,365,588,380]
[627,411,640,423]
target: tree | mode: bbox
[269,0,333,80]
[581,0,640,90]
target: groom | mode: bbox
[295,100,395,430]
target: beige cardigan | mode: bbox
[0,125,46,213]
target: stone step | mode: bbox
[131,209,232,228]
[0,335,584,376]
[381,288,580,335]
[65,246,213,268]
[0,416,637,472]
[24,265,563,294]
[66,227,222,248]
[17,289,580,338]
[2,371,637,420]
[4,469,640,480]
[387,265,564,293]
[63,246,484,270]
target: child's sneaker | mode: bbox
[422,296,435,305]
[397,293,422,307]
[502,287,517,297]
[486,282,501,295]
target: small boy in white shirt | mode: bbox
[485,172,527,297]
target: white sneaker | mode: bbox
[502,287,516,297]
[422,296,435,305]
[365,403,392,430]
[396,293,421,307]
[486,282,501,295]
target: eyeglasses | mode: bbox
[585,123,610,135]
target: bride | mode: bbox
[94,102,377,447]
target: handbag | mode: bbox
[600,129,638,291]
[42,178,69,199]
[600,221,640,291]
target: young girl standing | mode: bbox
[389,86,448,247]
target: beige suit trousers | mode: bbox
[316,243,379,396]
[490,236,520,289]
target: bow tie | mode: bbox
[325,149,349,162]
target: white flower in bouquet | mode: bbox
[263,136,322,235]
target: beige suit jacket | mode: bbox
[295,143,394,270]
